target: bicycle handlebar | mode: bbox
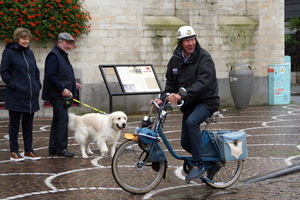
[150,88,186,122]
[151,93,184,110]
[151,99,160,109]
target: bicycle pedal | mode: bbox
[185,178,192,184]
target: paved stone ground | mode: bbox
[0,103,300,200]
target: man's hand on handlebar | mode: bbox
[168,93,182,106]
[150,98,162,106]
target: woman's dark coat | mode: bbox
[0,42,41,113]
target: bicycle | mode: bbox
[111,87,245,194]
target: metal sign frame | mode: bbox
[99,64,162,113]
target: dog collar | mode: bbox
[111,126,118,131]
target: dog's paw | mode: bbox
[101,152,108,157]
[87,151,94,155]
[82,154,89,159]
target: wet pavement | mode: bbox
[0,102,300,199]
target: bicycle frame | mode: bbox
[149,101,222,170]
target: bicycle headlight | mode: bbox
[139,116,154,129]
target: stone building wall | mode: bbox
[0,0,285,117]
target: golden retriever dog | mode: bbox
[68,111,127,158]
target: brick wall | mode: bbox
[0,0,285,117]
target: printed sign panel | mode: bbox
[116,66,161,92]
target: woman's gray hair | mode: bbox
[13,27,32,43]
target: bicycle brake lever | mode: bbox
[176,100,184,107]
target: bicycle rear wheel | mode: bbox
[203,159,243,189]
[111,140,166,194]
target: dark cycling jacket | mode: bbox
[161,40,220,114]
[0,42,41,113]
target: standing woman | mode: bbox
[0,27,42,161]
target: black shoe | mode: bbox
[57,150,74,157]
[49,151,56,156]
[186,165,205,179]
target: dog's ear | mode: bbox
[109,113,114,125]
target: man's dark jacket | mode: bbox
[0,42,41,113]
[42,45,77,100]
[161,40,220,114]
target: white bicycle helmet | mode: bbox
[177,26,197,40]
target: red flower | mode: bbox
[0,0,91,47]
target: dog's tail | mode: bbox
[68,113,77,132]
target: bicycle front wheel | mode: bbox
[203,159,243,189]
[111,140,166,194]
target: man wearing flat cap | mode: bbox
[42,33,82,157]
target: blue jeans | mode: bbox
[181,103,213,161]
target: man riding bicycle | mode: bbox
[151,25,220,180]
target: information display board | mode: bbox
[116,66,161,93]
[99,64,162,112]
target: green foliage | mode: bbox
[286,17,300,31]
[0,0,91,47]
[285,34,299,47]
